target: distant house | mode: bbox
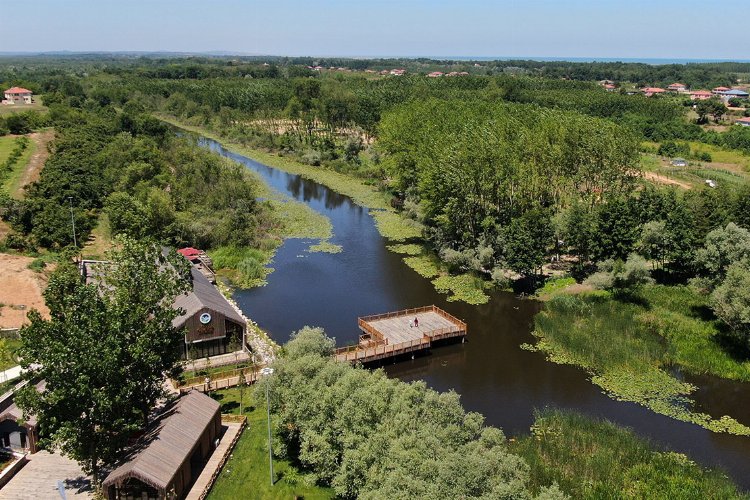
[671,158,688,167]
[642,87,666,97]
[103,391,222,500]
[427,71,444,78]
[603,83,617,92]
[389,68,406,76]
[736,117,750,127]
[690,90,713,101]
[2,87,33,105]
[667,82,688,93]
[712,86,731,95]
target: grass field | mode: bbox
[0,135,36,194]
[207,388,333,500]
[0,103,47,116]
[0,338,21,371]
[512,409,747,499]
[528,285,750,435]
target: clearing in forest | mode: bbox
[0,253,51,329]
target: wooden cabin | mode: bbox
[0,381,42,454]
[80,254,247,360]
[103,391,221,500]
[173,266,247,359]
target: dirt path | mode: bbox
[0,253,51,329]
[643,172,692,189]
[12,129,54,197]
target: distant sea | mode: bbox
[439,56,750,65]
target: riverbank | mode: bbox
[207,331,749,499]
[526,284,750,435]
[158,115,494,305]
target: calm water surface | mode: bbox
[200,137,750,489]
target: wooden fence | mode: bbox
[197,415,247,500]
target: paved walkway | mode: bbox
[184,422,244,500]
[0,365,23,385]
[0,451,92,499]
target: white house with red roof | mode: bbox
[427,71,444,78]
[712,86,731,95]
[667,83,688,93]
[3,87,33,105]
[736,117,750,127]
[690,90,713,101]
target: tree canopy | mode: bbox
[16,238,190,483]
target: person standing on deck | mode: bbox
[414,317,419,327]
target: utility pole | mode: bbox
[260,367,275,486]
[68,197,77,248]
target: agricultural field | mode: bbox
[641,141,750,189]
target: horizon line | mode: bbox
[0,51,749,64]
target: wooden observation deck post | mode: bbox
[334,305,467,363]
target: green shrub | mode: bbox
[27,258,46,273]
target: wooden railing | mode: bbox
[359,305,437,323]
[359,305,467,332]
[358,318,385,342]
[334,305,467,363]
[335,336,431,362]
[177,366,259,388]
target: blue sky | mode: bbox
[2,0,748,60]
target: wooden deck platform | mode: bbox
[335,305,467,363]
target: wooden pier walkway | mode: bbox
[335,305,467,363]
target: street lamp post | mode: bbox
[260,367,275,486]
[67,197,77,248]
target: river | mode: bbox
[198,137,750,489]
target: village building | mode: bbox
[80,252,247,360]
[690,90,713,100]
[2,87,33,105]
[389,68,406,76]
[642,87,666,97]
[712,86,731,95]
[718,88,750,103]
[427,71,444,78]
[603,83,617,92]
[102,390,221,500]
[667,82,688,93]
[737,117,750,127]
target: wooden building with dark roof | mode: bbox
[102,390,221,500]
[80,254,247,360]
